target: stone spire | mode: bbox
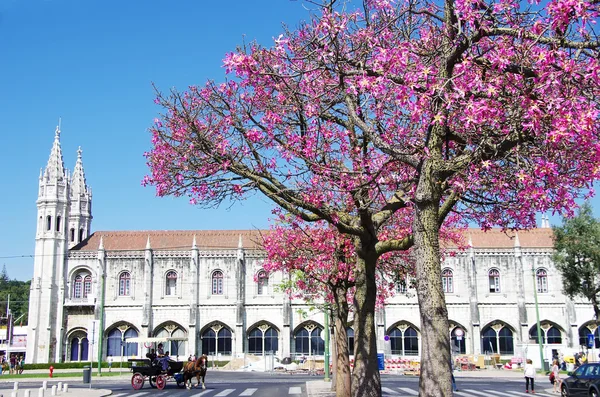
[70,146,88,197]
[43,125,66,182]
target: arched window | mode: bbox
[46,215,52,231]
[247,326,279,355]
[70,338,79,361]
[347,328,355,355]
[579,324,600,349]
[201,329,216,355]
[165,271,177,296]
[83,275,92,298]
[81,337,89,361]
[294,325,324,356]
[108,327,139,357]
[529,324,562,344]
[536,269,548,293]
[119,272,131,296]
[73,275,83,299]
[201,326,231,355]
[212,271,224,295]
[257,271,269,295]
[79,228,84,243]
[154,324,187,356]
[450,327,466,354]
[70,228,75,242]
[481,324,514,354]
[56,216,61,232]
[396,275,407,294]
[488,269,501,293]
[389,325,420,356]
[442,268,454,293]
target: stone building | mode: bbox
[26,128,597,367]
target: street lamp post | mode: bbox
[324,309,331,382]
[532,263,545,370]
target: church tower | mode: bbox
[26,125,92,363]
[67,147,92,248]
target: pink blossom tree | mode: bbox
[262,214,416,396]
[145,0,600,395]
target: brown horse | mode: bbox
[183,354,207,389]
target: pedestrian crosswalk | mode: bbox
[107,386,555,397]
[109,386,304,396]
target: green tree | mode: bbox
[0,267,30,325]
[553,202,600,321]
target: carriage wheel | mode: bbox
[149,375,157,388]
[131,373,145,390]
[156,374,167,390]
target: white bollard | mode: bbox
[63,383,68,393]
[11,391,17,397]
[51,385,56,396]
[38,387,45,397]
[24,390,31,397]
[43,380,48,389]
[57,382,62,392]
[13,381,19,390]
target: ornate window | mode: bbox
[481,323,514,354]
[257,271,269,295]
[73,275,83,299]
[83,275,92,298]
[529,324,562,344]
[70,228,75,242]
[154,324,187,356]
[389,325,420,356]
[165,271,177,296]
[108,326,138,357]
[579,324,600,348]
[201,324,232,355]
[56,216,61,232]
[212,271,224,295]
[79,228,84,243]
[442,268,454,293]
[73,272,92,299]
[119,272,131,296]
[536,269,548,293]
[395,275,407,294]
[46,216,52,231]
[294,324,324,355]
[248,325,279,355]
[488,269,501,293]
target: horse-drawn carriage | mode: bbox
[125,336,189,390]
[129,358,186,390]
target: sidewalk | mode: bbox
[0,380,111,397]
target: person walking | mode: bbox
[552,359,562,393]
[524,359,536,394]
[107,355,113,372]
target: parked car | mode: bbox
[561,363,600,397]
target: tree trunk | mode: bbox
[351,249,381,397]
[333,286,351,397]
[413,197,452,396]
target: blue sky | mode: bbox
[0,0,316,280]
[0,0,598,282]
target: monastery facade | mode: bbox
[26,129,597,368]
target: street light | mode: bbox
[532,263,545,370]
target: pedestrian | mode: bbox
[449,357,458,392]
[107,355,112,372]
[9,355,15,375]
[157,343,165,357]
[18,356,24,375]
[524,358,536,394]
[552,359,562,393]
